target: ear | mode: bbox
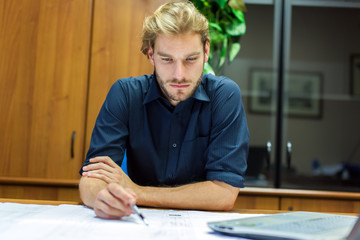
[204,41,210,63]
[148,47,155,66]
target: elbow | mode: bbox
[218,193,237,211]
[212,189,238,211]
[78,177,90,207]
[210,181,239,211]
[222,202,235,211]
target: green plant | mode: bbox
[192,0,246,75]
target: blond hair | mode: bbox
[141,1,210,55]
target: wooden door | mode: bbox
[0,0,92,181]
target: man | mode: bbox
[79,1,249,219]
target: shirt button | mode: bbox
[172,143,177,148]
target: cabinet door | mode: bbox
[86,0,168,151]
[234,195,280,210]
[0,0,92,179]
[281,197,360,214]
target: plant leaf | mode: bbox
[218,38,228,68]
[231,8,245,22]
[209,30,226,44]
[225,21,246,36]
[229,42,241,62]
[215,0,227,9]
[209,22,222,32]
[204,62,215,75]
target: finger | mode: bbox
[124,188,137,214]
[83,162,113,172]
[90,156,118,168]
[96,187,132,216]
[82,170,112,183]
[94,198,130,219]
[95,208,127,220]
[108,183,136,207]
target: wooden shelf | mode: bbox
[0,177,79,187]
[0,198,80,205]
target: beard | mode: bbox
[155,70,203,104]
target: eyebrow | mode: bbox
[157,51,202,58]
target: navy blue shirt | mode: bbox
[80,73,249,188]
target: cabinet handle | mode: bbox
[287,141,292,170]
[71,131,76,158]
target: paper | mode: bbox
[0,202,261,240]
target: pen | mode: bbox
[130,204,149,226]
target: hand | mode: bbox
[94,182,136,219]
[82,156,133,188]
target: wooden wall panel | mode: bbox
[280,197,360,214]
[0,0,92,180]
[234,195,279,210]
[85,0,168,152]
[0,185,81,202]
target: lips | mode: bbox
[170,84,190,89]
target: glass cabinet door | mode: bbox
[281,0,360,191]
[225,0,360,191]
[224,0,278,187]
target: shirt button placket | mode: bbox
[166,112,181,182]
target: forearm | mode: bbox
[135,180,239,211]
[79,176,107,208]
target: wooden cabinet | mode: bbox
[235,187,360,214]
[234,195,279,210]
[86,0,167,151]
[280,197,360,213]
[0,0,166,202]
[0,0,92,201]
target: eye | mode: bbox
[187,57,197,62]
[161,57,172,62]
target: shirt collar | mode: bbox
[143,74,163,105]
[143,73,210,105]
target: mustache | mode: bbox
[166,79,191,84]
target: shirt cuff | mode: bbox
[206,170,245,188]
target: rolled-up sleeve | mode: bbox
[79,81,129,175]
[205,78,249,188]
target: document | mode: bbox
[0,202,261,240]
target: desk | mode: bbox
[0,198,281,214]
[0,198,265,240]
[1,198,357,240]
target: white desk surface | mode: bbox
[0,202,262,240]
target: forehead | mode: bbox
[154,32,203,55]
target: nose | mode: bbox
[173,61,185,81]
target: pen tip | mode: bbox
[144,219,149,226]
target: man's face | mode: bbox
[148,32,210,106]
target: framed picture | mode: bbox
[350,54,360,96]
[249,69,323,118]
